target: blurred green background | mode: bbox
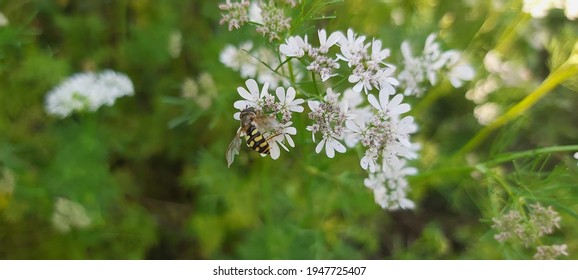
[1,0,577,259]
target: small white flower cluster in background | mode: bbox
[181,72,218,110]
[0,12,8,27]
[233,79,303,160]
[218,0,250,31]
[534,244,569,260]
[523,0,578,20]
[465,50,536,126]
[255,1,292,42]
[52,197,92,233]
[219,0,293,41]
[0,168,16,202]
[492,203,567,259]
[220,41,297,88]
[45,70,134,118]
[398,34,474,97]
[168,30,182,58]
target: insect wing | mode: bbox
[253,114,280,132]
[226,128,243,168]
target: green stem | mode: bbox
[480,145,578,167]
[494,13,531,55]
[287,59,296,85]
[311,71,320,97]
[457,61,578,156]
[413,145,578,181]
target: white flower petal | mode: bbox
[360,156,370,170]
[315,139,326,154]
[379,90,390,110]
[325,140,335,158]
[260,82,270,98]
[245,79,259,95]
[276,87,286,102]
[332,139,346,153]
[269,142,281,159]
[233,100,250,110]
[401,41,413,60]
[318,29,327,45]
[308,100,320,111]
[285,87,296,101]
[285,126,297,135]
[367,94,381,111]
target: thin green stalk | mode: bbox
[413,145,578,181]
[457,60,578,156]
[287,59,296,85]
[311,71,320,97]
[494,13,531,55]
[481,145,578,167]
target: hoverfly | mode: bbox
[226,107,280,167]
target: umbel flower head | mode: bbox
[491,202,567,259]
[218,0,250,31]
[398,33,474,97]
[255,1,292,42]
[337,29,398,95]
[52,197,92,233]
[306,88,351,158]
[45,70,134,118]
[345,88,419,210]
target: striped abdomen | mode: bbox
[244,125,270,154]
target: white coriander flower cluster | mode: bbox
[219,0,295,41]
[280,28,399,93]
[482,50,533,87]
[492,203,567,259]
[255,1,292,42]
[398,34,474,97]
[45,70,134,118]
[280,29,342,82]
[52,197,92,233]
[534,244,569,260]
[218,0,250,31]
[220,41,297,88]
[225,26,424,211]
[233,78,304,160]
[306,88,352,158]
[337,29,399,95]
[523,0,578,20]
[345,89,419,210]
